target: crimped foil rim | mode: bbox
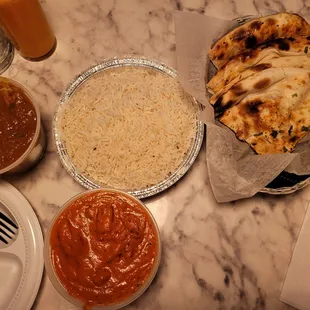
[53,56,204,199]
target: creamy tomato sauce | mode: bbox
[0,79,37,170]
[50,191,159,309]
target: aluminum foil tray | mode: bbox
[54,57,204,199]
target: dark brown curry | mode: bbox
[0,79,37,170]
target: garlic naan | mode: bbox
[208,36,310,94]
[217,68,310,154]
[209,13,310,69]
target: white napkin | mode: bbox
[280,203,310,309]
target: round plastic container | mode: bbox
[0,77,46,175]
[44,188,162,310]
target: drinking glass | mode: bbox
[0,0,56,61]
[0,28,13,74]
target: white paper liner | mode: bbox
[174,11,309,202]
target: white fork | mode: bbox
[234,15,261,25]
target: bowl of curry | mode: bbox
[44,189,161,310]
[0,77,46,174]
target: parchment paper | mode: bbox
[174,11,310,202]
[280,201,310,309]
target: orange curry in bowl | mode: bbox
[0,78,37,170]
[50,191,160,309]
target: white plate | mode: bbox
[0,180,44,310]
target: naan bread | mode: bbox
[209,13,310,69]
[208,36,310,94]
[216,68,310,154]
[210,67,287,114]
[209,54,310,106]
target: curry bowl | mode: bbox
[44,188,161,310]
[0,77,46,175]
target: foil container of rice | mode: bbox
[54,57,204,199]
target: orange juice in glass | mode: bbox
[0,0,56,61]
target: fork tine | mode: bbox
[0,220,14,234]
[0,212,18,229]
[0,227,12,239]
[234,15,258,25]
[0,235,8,244]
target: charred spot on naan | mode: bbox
[230,28,259,48]
[266,18,276,26]
[253,77,271,89]
[245,35,258,49]
[272,39,290,51]
[252,63,272,71]
[250,20,263,31]
[230,84,247,95]
[261,38,290,51]
[213,97,235,116]
[261,36,310,53]
[217,52,225,60]
[245,100,264,114]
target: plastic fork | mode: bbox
[234,15,259,25]
[0,211,18,244]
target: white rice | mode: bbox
[58,67,197,190]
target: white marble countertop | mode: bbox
[3,0,310,309]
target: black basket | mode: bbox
[266,171,310,189]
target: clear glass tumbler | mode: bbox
[0,0,56,61]
[0,27,13,74]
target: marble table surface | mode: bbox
[3,0,310,309]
